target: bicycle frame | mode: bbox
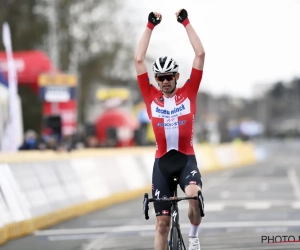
[171,186,180,228]
[169,184,186,249]
[143,177,205,250]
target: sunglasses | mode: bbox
[156,74,175,82]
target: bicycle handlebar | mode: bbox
[148,196,198,203]
[143,190,205,220]
[143,193,150,220]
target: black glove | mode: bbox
[148,12,161,26]
[177,9,189,26]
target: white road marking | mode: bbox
[34,220,300,236]
[287,168,300,200]
[84,234,109,250]
[204,203,225,211]
[219,191,231,199]
[47,234,103,241]
[255,227,288,233]
[244,202,271,210]
[292,201,300,209]
[260,183,269,191]
[179,200,296,210]
[204,177,289,184]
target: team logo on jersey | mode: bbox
[166,118,175,122]
[155,104,185,115]
[157,120,186,127]
[154,96,164,105]
[151,98,191,118]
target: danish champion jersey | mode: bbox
[137,68,203,158]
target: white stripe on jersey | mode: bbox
[164,97,179,151]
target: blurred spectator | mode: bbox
[86,135,99,148]
[45,136,59,150]
[133,102,153,146]
[137,103,150,146]
[19,130,39,150]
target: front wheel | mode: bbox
[170,226,183,250]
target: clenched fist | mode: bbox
[176,9,190,27]
[147,11,162,30]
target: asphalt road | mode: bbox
[1,141,300,250]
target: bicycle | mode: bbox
[143,176,205,250]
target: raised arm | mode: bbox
[134,12,162,76]
[176,9,205,71]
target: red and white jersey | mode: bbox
[137,68,203,158]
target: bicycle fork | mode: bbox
[168,202,186,250]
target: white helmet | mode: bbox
[152,56,179,75]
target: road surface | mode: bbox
[1,141,300,249]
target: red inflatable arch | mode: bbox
[0,50,55,93]
[96,108,139,147]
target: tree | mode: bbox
[291,78,300,96]
[0,0,137,132]
[0,0,48,51]
[35,0,137,123]
[268,81,286,99]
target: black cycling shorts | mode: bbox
[151,149,202,217]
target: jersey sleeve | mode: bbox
[137,72,159,105]
[182,68,203,100]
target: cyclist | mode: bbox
[134,9,205,250]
